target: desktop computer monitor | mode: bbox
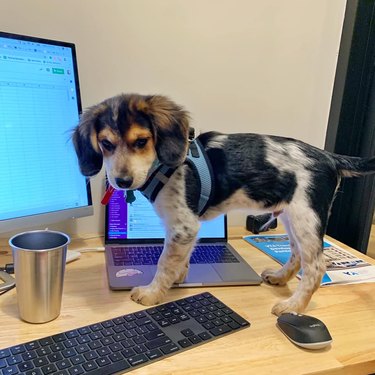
[0,31,93,234]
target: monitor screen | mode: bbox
[0,32,92,234]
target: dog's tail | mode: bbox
[333,154,375,177]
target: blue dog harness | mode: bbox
[139,138,214,217]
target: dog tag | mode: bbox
[101,186,115,205]
[126,190,136,204]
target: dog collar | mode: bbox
[139,138,214,217]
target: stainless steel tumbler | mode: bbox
[9,230,70,323]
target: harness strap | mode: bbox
[139,139,214,216]
[138,164,176,203]
[185,139,214,216]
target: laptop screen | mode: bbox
[106,189,226,242]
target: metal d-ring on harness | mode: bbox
[139,128,215,217]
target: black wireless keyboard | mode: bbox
[0,292,250,375]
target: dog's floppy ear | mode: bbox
[137,95,190,167]
[72,104,105,176]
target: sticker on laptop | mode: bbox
[116,268,143,277]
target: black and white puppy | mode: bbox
[73,93,375,315]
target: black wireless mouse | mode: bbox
[277,312,333,349]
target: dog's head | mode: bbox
[72,94,190,190]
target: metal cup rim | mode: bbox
[9,229,70,252]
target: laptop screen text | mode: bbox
[107,190,226,241]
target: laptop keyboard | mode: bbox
[111,245,240,266]
[0,292,250,375]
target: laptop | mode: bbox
[104,189,262,289]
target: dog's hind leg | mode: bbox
[131,217,200,306]
[261,211,301,286]
[270,204,326,316]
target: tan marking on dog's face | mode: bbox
[124,124,154,149]
[97,128,120,150]
[99,123,157,190]
[89,130,100,153]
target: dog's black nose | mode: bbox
[115,177,133,189]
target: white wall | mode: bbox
[0,0,346,236]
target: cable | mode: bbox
[0,264,14,274]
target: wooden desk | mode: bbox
[1,228,375,375]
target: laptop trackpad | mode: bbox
[213,263,261,283]
[182,265,222,284]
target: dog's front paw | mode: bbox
[261,269,287,286]
[130,285,164,306]
[271,299,305,316]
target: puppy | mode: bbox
[73,93,375,315]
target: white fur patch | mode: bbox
[206,134,228,149]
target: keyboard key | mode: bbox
[181,328,194,337]
[178,338,192,348]
[36,348,50,358]
[82,361,98,371]
[17,361,34,371]
[62,348,77,358]
[90,324,103,332]
[76,345,89,354]
[97,347,111,356]
[199,332,212,341]
[96,357,111,367]
[68,365,84,375]
[210,324,232,336]
[50,343,64,353]
[64,339,78,349]
[70,355,84,365]
[145,336,172,350]
[52,334,66,343]
[0,350,10,359]
[56,359,71,370]
[65,331,79,339]
[108,352,123,362]
[41,363,57,374]
[160,343,179,354]
[2,365,19,375]
[10,345,25,355]
[145,349,163,360]
[39,338,53,347]
[230,312,250,327]
[83,351,98,361]
[47,352,63,362]
[128,354,149,366]
[7,355,22,365]
[26,369,42,375]
[228,321,241,330]
[122,348,136,358]
[189,335,202,344]
[144,329,165,341]
[33,358,48,367]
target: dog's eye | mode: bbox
[134,138,148,149]
[100,140,115,152]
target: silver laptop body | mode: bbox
[104,190,262,289]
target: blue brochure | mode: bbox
[243,234,375,286]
